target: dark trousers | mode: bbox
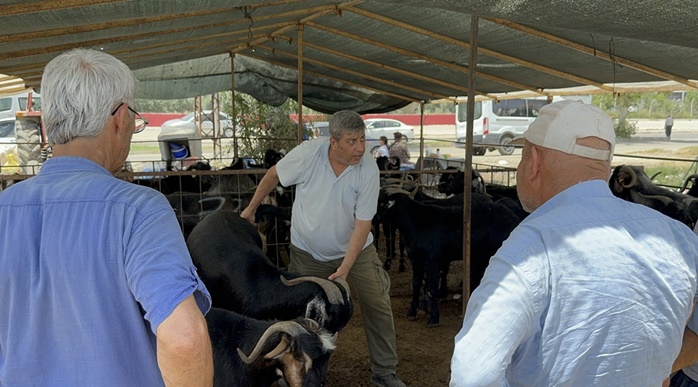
[666,124,673,138]
[671,370,698,387]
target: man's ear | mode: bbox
[528,145,542,180]
[112,105,129,136]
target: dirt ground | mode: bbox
[325,244,465,387]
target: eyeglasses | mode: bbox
[111,102,148,134]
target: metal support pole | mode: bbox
[230,51,238,158]
[419,101,425,169]
[462,15,479,314]
[297,24,304,144]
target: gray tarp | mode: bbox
[1,1,696,112]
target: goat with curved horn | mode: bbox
[237,321,308,364]
[281,275,346,305]
[618,165,638,189]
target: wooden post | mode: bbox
[462,15,479,314]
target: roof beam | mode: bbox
[0,2,357,62]
[0,0,127,17]
[305,21,545,96]
[255,44,448,100]
[243,51,418,102]
[231,0,364,53]
[122,37,255,66]
[300,41,477,96]
[0,63,45,75]
[0,78,27,88]
[485,17,698,89]
[0,0,316,44]
[347,6,612,92]
[0,86,30,95]
[116,25,294,62]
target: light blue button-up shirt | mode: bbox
[0,157,211,386]
[451,180,698,386]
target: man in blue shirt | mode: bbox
[0,49,213,386]
[450,100,698,386]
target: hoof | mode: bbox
[406,315,418,321]
[425,321,440,328]
[383,261,392,271]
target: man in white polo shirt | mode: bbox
[241,110,405,387]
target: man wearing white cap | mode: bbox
[450,100,698,386]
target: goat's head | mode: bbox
[280,275,353,333]
[237,319,336,387]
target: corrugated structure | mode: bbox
[1,0,697,113]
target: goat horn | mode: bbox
[617,165,638,189]
[384,187,411,197]
[681,174,698,191]
[404,184,419,198]
[332,276,351,299]
[281,275,345,305]
[649,171,662,181]
[634,191,675,206]
[382,178,405,187]
[237,321,307,364]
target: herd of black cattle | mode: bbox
[128,151,698,387]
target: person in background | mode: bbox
[377,135,390,158]
[666,113,675,140]
[389,132,413,170]
[0,48,213,386]
[450,100,698,386]
[240,111,406,387]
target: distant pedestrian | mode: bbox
[665,113,674,140]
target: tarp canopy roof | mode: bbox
[1,0,697,113]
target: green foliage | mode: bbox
[135,98,194,113]
[385,101,456,114]
[592,91,698,119]
[218,92,327,159]
[643,163,693,189]
[614,118,637,139]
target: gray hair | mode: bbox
[41,48,137,145]
[328,110,365,139]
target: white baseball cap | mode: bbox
[515,100,615,161]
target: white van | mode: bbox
[455,96,564,155]
[0,90,41,121]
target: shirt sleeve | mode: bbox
[124,195,212,334]
[450,256,539,387]
[277,140,316,187]
[355,157,379,221]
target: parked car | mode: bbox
[312,119,414,157]
[364,118,415,142]
[362,118,415,156]
[0,91,41,121]
[161,111,235,137]
[312,121,330,139]
[0,118,16,156]
[454,96,564,155]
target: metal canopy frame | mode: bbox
[1,1,696,113]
